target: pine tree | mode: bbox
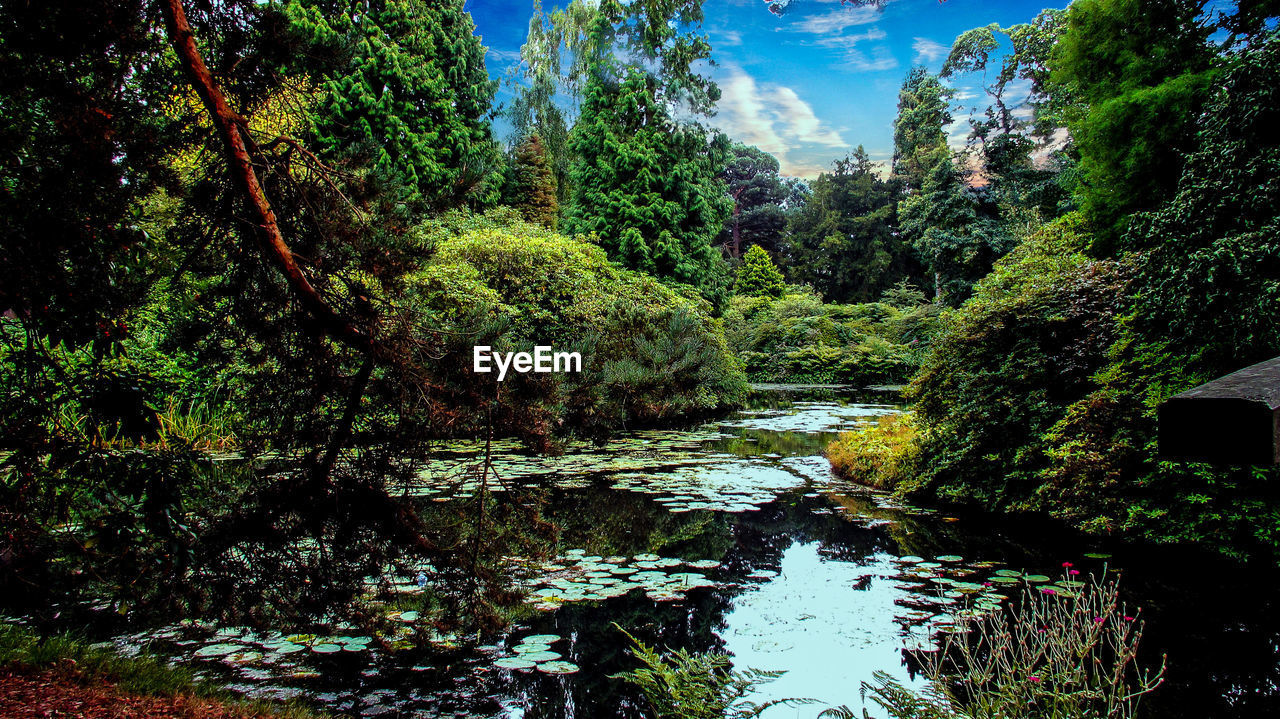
[785,148,906,303]
[735,245,786,298]
[286,0,499,210]
[506,134,559,229]
[564,66,731,305]
[892,67,953,193]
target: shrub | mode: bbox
[826,414,920,490]
[859,571,1165,719]
[406,211,748,431]
[906,214,1128,506]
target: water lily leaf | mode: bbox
[194,643,244,658]
[1023,574,1050,583]
[936,555,963,562]
[522,634,560,644]
[494,657,537,670]
[311,644,341,653]
[519,650,562,662]
[993,569,1022,577]
[537,660,580,674]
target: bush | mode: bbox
[906,214,1128,507]
[722,286,941,386]
[859,571,1165,719]
[406,211,748,431]
[826,414,920,490]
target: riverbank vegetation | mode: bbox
[3,0,1279,714]
[825,1,1280,563]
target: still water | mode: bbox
[74,385,1280,717]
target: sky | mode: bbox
[466,0,1070,179]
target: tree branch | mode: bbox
[160,0,374,353]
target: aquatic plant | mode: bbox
[859,571,1165,719]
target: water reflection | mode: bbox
[44,384,1280,717]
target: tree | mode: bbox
[1046,0,1216,253]
[562,2,731,306]
[785,148,905,303]
[285,0,501,211]
[735,245,786,299]
[717,143,793,259]
[505,134,559,230]
[892,66,952,193]
[942,10,1073,219]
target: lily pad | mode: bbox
[936,555,964,562]
[494,657,537,670]
[194,643,244,658]
[522,634,561,644]
[537,660,580,674]
[311,644,342,654]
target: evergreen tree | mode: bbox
[286,0,500,210]
[562,4,731,306]
[784,148,904,303]
[892,66,952,193]
[898,148,1013,305]
[505,134,559,230]
[717,143,795,259]
[734,245,786,299]
[1047,0,1215,252]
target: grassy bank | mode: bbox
[0,621,320,718]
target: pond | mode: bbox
[54,385,1280,717]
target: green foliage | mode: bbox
[892,67,952,193]
[826,414,920,491]
[898,148,1016,305]
[564,66,731,305]
[785,148,906,303]
[723,288,939,386]
[734,245,786,299]
[408,211,747,431]
[907,214,1128,508]
[718,142,800,259]
[1047,0,1215,251]
[612,625,808,719]
[505,134,560,229]
[0,622,319,718]
[861,573,1164,719]
[286,0,500,210]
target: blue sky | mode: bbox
[466,0,1070,179]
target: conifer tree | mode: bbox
[564,67,731,305]
[506,134,559,230]
[286,0,499,210]
[735,245,786,298]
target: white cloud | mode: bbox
[769,86,847,148]
[712,66,849,177]
[912,37,949,64]
[792,6,882,35]
[716,29,744,47]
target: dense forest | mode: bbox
[2,0,1279,716]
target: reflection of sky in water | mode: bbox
[722,541,928,716]
[721,402,899,435]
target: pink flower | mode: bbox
[1124,616,1134,621]
[1094,617,1105,623]
[1028,676,1041,682]
[982,582,992,587]
[1069,569,1079,575]
[1041,588,1057,595]
[1062,562,1073,568]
